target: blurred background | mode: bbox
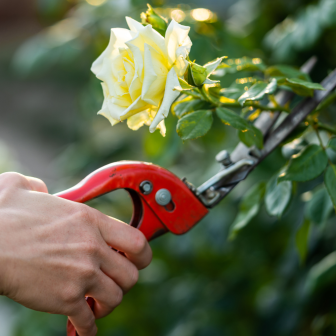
[1,0,336,335]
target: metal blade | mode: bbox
[195,57,336,208]
[209,68,336,207]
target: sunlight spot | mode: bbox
[191,8,213,21]
[252,58,262,64]
[301,191,313,202]
[86,0,107,6]
[171,9,186,22]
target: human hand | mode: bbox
[0,172,152,336]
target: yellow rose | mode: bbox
[91,17,192,136]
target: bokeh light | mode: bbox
[3,0,336,335]
[171,9,185,23]
[191,8,213,21]
[86,0,107,6]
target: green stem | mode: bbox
[314,126,333,166]
[316,122,336,135]
[316,91,336,111]
[315,128,326,151]
[219,102,290,113]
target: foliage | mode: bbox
[2,0,336,335]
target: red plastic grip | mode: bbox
[56,161,208,239]
[56,161,208,336]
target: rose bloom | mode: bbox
[91,17,192,136]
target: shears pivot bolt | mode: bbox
[216,150,232,167]
[206,187,217,199]
[155,189,172,206]
[140,180,153,195]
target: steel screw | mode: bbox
[249,146,262,158]
[216,150,232,166]
[139,180,153,195]
[155,189,172,206]
[206,187,217,199]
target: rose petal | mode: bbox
[125,16,144,32]
[128,76,142,102]
[126,17,166,58]
[165,19,191,68]
[142,43,168,106]
[91,28,135,76]
[94,29,137,98]
[125,35,144,80]
[149,67,180,132]
[98,110,120,126]
[157,120,166,137]
[127,109,152,130]
[112,96,150,121]
[98,83,121,126]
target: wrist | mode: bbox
[0,192,11,296]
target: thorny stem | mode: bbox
[315,128,326,151]
[268,94,280,108]
[219,102,290,113]
[316,122,336,135]
[313,122,333,166]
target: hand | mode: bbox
[0,172,152,336]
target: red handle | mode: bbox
[56,161,208,336]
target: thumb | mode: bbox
[0,172,48,193]
[26,176,48,193]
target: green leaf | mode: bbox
[204,57,225,76]
[316,91,336,111]
[324,165,336,210]
[278,145,328,182]
[265,65,310,81]
[238,128,263,149]
[306,187,333,224]
[140,4,168,37]
[238,79,277,105]
[277,78,324,97]
[216,107,263,149]
[216,107,250,130]
[178,77,196,90]
[281,123,308,145]
[176,110,213,141]
[172,98,212,119]
[295,219,310,264]
[306,251,336,294]
[218,57,266,74]
[188,62,208,86]
[201,84,223,105]
[220,78,257,100]
[265,175,292,217]
[281,138,308,159]
[175,78,203,99]
[327,137,336,152]
[229,182,266,240]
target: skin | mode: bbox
[0,172,152,336]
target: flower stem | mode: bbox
[219,102,290,113]
[316,122,336,135]
[313,123,333,166]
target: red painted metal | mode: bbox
[55,160,208,336]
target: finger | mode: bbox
[95,212,152,269]
[0,172,48,193]
[99,245,139,292]
[26,176,48,193]
[88,272,124,319]
[68,299,97,336]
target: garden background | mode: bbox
[1,0,336,335]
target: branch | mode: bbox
[220,102,290,113]
[316,122,336,135]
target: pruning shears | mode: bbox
[55,58,336,336]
